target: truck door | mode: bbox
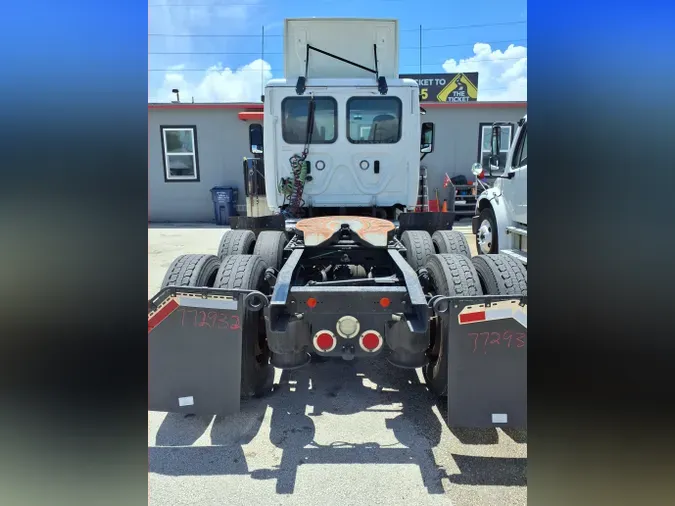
[501,122,527,225]
[275,95,338,204]
[343,95,406,195]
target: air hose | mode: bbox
[279,95,316,218]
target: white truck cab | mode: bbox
[256,18,432,219]
[472,114,528,264]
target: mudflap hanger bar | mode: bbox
[296,44,388,95]
[431,295,528,429]
[148,286,268,417]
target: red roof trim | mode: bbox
[149,103,264,110]
[238,111,264,121]
[149,101,525,111]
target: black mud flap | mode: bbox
[432,295,527,429]
[147,287,267,416]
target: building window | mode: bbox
[347,97,402,144]
[161,126,200,181]
[281,97,337,144]
[478,123,513,174]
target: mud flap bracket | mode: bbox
[148,287,268,417]
[432,295,527,429]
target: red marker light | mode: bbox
[307,297,317,308]
[379,297,391,308]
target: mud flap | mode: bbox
[148,287,267,416]
[432,295,527,429]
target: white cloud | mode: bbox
[442,43,527,101]
[148,34,526,103]
[148,0,266,101]
[150,59,273,103]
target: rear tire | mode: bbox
[213,254,270,398]
[252,231,287,271]
[471,254,527,296]
[161,254,220,289]
[217,229,256,260]
[432,230,471,258]
[423,254,483,397]
[400,230,434,271]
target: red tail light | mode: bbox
[359,330,383,352]
[313,330,337,352]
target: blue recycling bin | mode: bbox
[210,186,239,225]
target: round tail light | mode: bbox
[359,330,383,353]
[313,330,337,352]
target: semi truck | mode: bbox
[148,18,527,429]
[472,115,528,265]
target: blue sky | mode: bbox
[148,0,527,102]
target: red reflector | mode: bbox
[148,298,179,334]
[307,297,317,308]
[379,297,391,308]
[362,332,380,351]
[459,311,486,324]
[315,332,334,351]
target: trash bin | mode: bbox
[210,186,239,226]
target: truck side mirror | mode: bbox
[489,124,501,170]
[490,125,501,157]
[249,123,263,155]
[421,122,434,153]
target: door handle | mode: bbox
[374,160,380,174]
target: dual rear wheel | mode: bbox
[160,229,289,398]
[421,252,527,397]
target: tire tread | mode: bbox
[400,230,434,270]
[161,254,220,288]
[217,229,256,259]
[471,253,527,296]
[432,230,472,258]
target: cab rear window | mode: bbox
[347,97,402,144]
[281,97,338,144]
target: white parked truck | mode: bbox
[148,19,527,431]
[472,115,528,265]
[257,18,429,220]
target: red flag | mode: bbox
[443,173,451,188]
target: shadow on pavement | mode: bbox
[447,454,527,486]
[149,357,526,493]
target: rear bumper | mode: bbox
[265,286,430,368]
[265,247,431,369]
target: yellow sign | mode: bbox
[436,73,478,103]
[400,73,479,102]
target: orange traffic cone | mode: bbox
[441,199,448,212]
